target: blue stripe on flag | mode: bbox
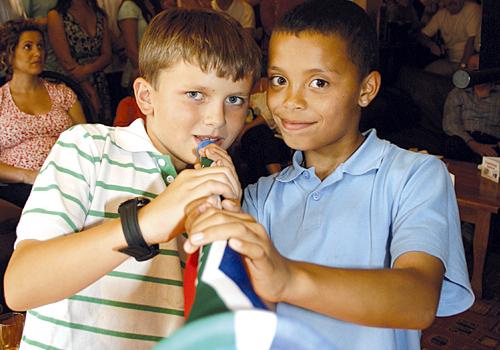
[219,245,268,310]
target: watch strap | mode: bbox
[118,197,159,261]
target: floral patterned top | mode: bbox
[0,80,76,170]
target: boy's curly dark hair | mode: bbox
[0,19,45,81]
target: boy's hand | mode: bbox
[196,143,242,207]
[183,207,292,303]
[138,165,241,245]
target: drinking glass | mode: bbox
[0,312,25,350]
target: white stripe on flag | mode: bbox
[201,241,254,310]
[234,310,277,350]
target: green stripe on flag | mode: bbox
[28,310,163,342]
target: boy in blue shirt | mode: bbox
[184,1,474,349]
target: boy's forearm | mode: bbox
[284,252,444,329]
[4,218,128,311]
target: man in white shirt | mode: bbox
[418,0,481,76]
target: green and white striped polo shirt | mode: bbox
[16,119,186,349]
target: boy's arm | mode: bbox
[5,127,241,311]
[5,220,128,311]
[5,164,241,311]
[183,209,444,329]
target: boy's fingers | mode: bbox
[221,199,241,212]
[184,198,215,232]
[193,167,240,199]
[188,220,262,250]
[188,208,254,235]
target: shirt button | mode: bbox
[158,158,166,167]
[166,175,175,184]
[312,192,320,201]
[303,172,310,179]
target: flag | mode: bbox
[184,240,268,321]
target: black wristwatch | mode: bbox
[117,197,159,261]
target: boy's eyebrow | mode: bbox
[179,84,250,96]
[268,65,340,75]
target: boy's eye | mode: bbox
[186,91,203,100]
[226,96,245,106]
[23,43,32,50]
[310,79,329,88]
[270,76,287,86]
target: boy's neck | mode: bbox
[304,133,365,180]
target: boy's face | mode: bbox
[267,32,372,154]
[137,61,252,170]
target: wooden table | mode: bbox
[446,159,500,299]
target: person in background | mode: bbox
[113,94,146,127]
[4,8,260,349]
[21,0,61,72]
[178,0,211,8]
[236,78,290,186]
[117,0,164,90]
[0,20,86,207]
[97,0,128,118]
[184,1,473,349]
[0,0,26,24]
[418,0,481,76]
[443,54,500,163]
[211,0,256,39]
[47,0,113,125]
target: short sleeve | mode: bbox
[118,0,142,21]
[54,83,77,111]
[464,4,481,38]
[421,10,441,38]
[389,156,474,315]
[15,125,98,245]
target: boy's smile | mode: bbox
[138,61,253,171]
[267,31,377,175]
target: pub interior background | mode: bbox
[0,0,499,347]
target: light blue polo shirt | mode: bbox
[242,130,474,350]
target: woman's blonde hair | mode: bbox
[139,8,262,88]
[0,19,44,80]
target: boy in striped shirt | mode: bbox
[4,8,261,349]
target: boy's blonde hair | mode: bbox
[139,8,262,88]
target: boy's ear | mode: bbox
[358,70,381,108]
[133,77,155,116]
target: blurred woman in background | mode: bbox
[47,0,112,124]
[117,0,170,90]
[0,20,86,207]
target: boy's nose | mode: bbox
[283,86,306,110]
[203,102,226,128]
